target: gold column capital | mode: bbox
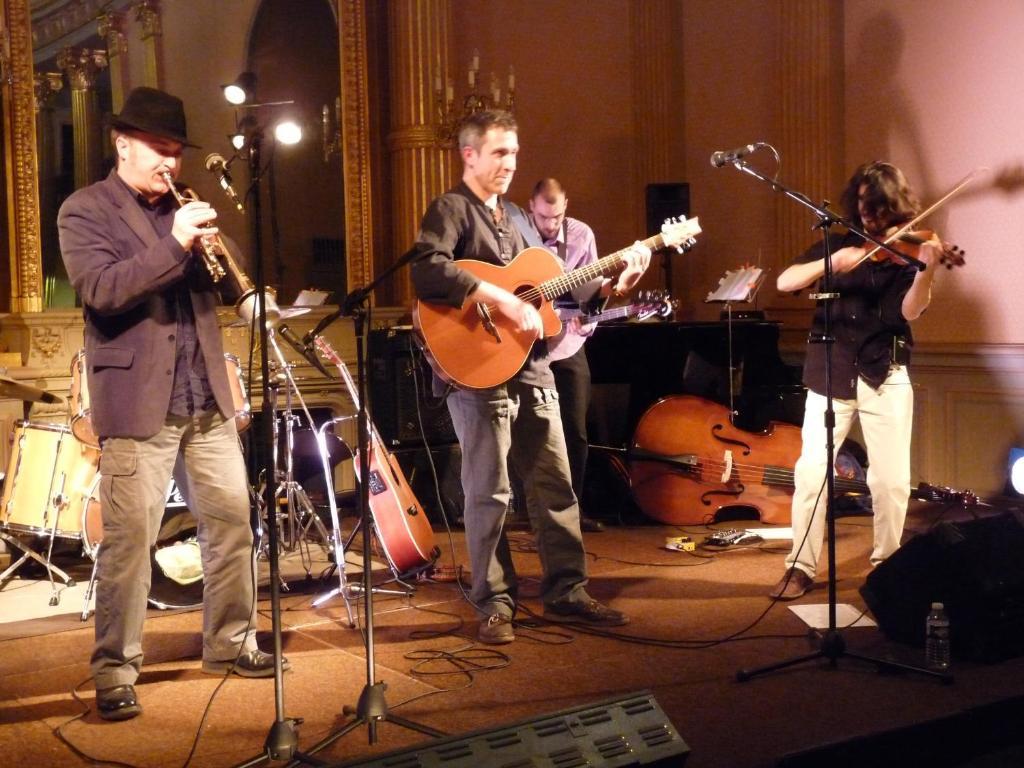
[33,72,64,113]
[97,11,128,58]
[134,0,163,40]
[56,47,109,91]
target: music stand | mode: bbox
[705,265,765,421]
[718,153,949,683]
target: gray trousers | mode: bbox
[447,381,589,618]
[91,411,257,689]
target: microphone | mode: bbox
[204,153,245,213]
[710,143,759,168]
[276,323,334,379]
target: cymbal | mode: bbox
[0,375,63,404]
[228,306,311,328]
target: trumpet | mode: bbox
[160,171,281,325]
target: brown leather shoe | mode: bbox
[543,598,629,626]
[769,568,813,600]
[477,614,514,644]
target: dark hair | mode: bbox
[458,109,517,152]
[530,177,565,204]
[840,161,920,228]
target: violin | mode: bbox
[860,229,966,270]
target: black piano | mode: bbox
[584,320,803,447]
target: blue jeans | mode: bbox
[447,380,589,618]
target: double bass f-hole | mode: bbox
[711,423,752,455]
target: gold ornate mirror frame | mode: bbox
[0,0,373,313]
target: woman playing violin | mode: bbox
[770,161,943,600]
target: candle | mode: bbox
[508,65,515,91]
[446,77,454,104]
[468,67,475,88]
[472,49,480,72]
[435,74,442,92]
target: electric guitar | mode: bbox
[414,217,701,389]
[549,290,677,361]
[313,336,438,575]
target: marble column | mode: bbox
[97,11,129,112]
[384,0,455,308]
[57,47,108,191]
[134,0,163,88]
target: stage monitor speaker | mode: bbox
[368,327,456,447]
[329,690,689,767]
[645,183,689,236]
[861,508,1024,663]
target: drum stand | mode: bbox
[0,529,75,599]
[257,345,332,570]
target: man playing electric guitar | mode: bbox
[408,110,649,644]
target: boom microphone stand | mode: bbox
[286,249,444,762]
[717,148,947,683]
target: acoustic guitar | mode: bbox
[313,336,439,575]
[414,217,701,389]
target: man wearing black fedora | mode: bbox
[58,86,286,722]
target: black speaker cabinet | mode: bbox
[394,443,464,527]
[329,690,689,767]
[368,327,456,447]
[861,509,1024,662]
[645,182,690,236]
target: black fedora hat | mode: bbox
[110,87,199,148]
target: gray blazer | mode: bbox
[58,170,234,440]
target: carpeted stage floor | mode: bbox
[2,504,1024,768]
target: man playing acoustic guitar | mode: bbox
[409,110,649,644]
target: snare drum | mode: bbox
[224,353,252,433]
[69,349,100,448]
[0,422,101,539]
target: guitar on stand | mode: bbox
[414,217,701,389]
[312,335,439,578]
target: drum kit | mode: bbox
[0,347,296,615]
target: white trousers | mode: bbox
[786,366,913,577]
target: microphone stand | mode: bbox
[235,129,319,768]
[285,247,444,764]
[722,156,947,684]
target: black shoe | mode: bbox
[202,649,290,678]
[580,516,605,533]
[96,684,141,721]
[543,598,629,627]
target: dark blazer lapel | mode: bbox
[104,171,161,248]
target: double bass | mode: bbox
[627,395,975,526]
[628,396,802,526]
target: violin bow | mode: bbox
[856,167,987,266]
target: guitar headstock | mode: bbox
[633,289,677,321]
[660,216,702,253]
[914,481,978,507]
[312,335,343,366]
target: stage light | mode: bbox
[230,115,259,152]
[273,119,302,145]
[1009,447,1024,495]
[223,71,256,105]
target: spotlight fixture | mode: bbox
[230,115,259,152]
[223,71,257,105]
[273,119,302,146]
[1009,447,1024,496]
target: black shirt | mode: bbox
[795,231,916,399]
[410,182,553,390]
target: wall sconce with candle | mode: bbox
[435,50,516,147]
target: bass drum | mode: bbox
[82,477,203,610]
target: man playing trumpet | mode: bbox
[58,87,284,721]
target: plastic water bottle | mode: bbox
[925,601,951,672]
